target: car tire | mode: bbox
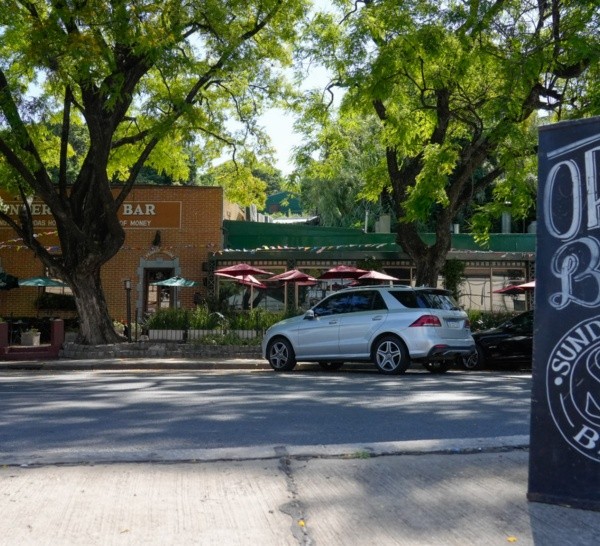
[422,361,452,374]
[372,335,410,374]
[267,337,297,372]
[318,361,344,371]
[462,346,484,370]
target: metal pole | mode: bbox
[124,279,132,342]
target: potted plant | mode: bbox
[113,320,126,336]
[21,328,41,346]
[144,308,188,341]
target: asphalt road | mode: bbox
[0,368,531,465]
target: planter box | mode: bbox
[231,329,258,339]
[21,331,41,346]
[148,329,185,341]
[188,329,220,340]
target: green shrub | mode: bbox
[144,307,189,329]
[227,308,284,330]
[189,305,226,329]
[442,259,465,301]
[467,310,518,332]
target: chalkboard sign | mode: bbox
[528,116,600,511]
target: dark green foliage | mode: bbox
[442,260,465,300]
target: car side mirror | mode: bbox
[304,309,315,320]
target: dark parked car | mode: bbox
[462,310,533,370]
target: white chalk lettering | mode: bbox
[544,141,600,309]
[586,147,600,229]
[574,425,599,451]
[543,159,581,240]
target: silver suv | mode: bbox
[262,285,475,374]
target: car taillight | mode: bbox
[464,319,471,329]
[410,315,441,327]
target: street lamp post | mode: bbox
[124,279,132,342]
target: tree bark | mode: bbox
[67,270,123,345]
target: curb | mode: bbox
[0,357,270,371]
[0,435,530,467]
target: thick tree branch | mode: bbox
[58,86,73,198]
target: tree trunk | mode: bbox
[66,267,123,345]
[385,146,454,287]
[396,221,452,287]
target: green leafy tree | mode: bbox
[301,0,599,285]
[0,0,307,344]
[294,114,388,228]
[252,163,286,196]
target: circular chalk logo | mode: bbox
[547,317,600,463]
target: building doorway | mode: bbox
[144,268,174,315]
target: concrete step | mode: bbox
[0,344,60,360]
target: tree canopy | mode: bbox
[0,0,308,343]
[299,0,600,284]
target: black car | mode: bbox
[462,310,533,370]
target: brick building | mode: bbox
[2,184,537,327]
[0,186,231,323]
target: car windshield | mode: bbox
[389,289,460,310]
[505,311,534,330]
[313,290,387,316]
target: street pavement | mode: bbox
[1,356,599,545]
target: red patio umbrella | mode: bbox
[215,272,267,309]
[357,270,400,284]
[318,265,368,280]
[215,263,272,277]
[235,275,267,290]
[493,285,525,296]
[265,269,318,309]
[267,269,315,282]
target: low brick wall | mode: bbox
[60,341,262,360]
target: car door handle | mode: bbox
[328,320,339,325]
[372,316,383,321]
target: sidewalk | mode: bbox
[1,448,599,545]
[1,357,599,545]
